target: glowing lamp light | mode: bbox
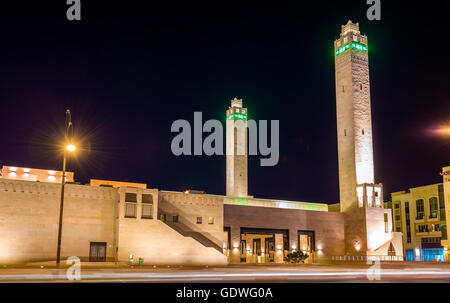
[355,244,361,252]
[9,167,17,172]
[48,170,56,176]
[317,244,323,251]
[23,168,30,173]
[66,144,76,152]
[233,243,239,249]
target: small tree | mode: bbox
[284,250,309,264]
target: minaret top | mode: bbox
[341,20,360,36]
[231,97,243,108]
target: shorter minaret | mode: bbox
[226,98,248,197]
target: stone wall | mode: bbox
[0,179,117,264]
[224,204,345,263]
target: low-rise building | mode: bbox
[385,182,447,261]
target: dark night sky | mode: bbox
[0,1,449,203]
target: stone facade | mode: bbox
[224,204,345,263]
[226,98,248,197]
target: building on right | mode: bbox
[441,166,450,261]
[385,180,447,261]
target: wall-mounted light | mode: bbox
[48,170,56,176]
[23,168,30,173]
[9,167,17,172]
[355,244,361,252]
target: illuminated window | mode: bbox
[208,217,214,224]
[416,199,425,220]
[429,197,438,218]
[173,215,179,223]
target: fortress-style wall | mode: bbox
[0,179,117,264]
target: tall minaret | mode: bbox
[226,98,248,197]
[335,21,383,214]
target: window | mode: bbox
[384,213,389,233]
[141,204,153,219]
[395,215,401,221]
[125,202,137,218]
[362,129,365,135]
[173,215,179,223]
[416,199,424,220]
[405,202,411,243]
[344,129,347,136]
[432,224,440,232]
[142,194,153,203]
[141,194,153,219]
[342,85,345,92]
[196,217,202,224]
[429,197,438,218]
[208,217,214,224]
[418,224,429,233]
[125,193,137,202]
[394,204,400,209]
[360,83,363,90]
[396,227,401,232]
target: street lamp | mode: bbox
[56,109,76,266]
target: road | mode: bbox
[1,263,450,282]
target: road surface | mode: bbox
[1,263,450,282]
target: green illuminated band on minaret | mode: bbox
[335,41,368,56]
[226,113,248,120]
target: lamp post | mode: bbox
[56,109,75,266]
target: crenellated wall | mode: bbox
[0,179,118,264]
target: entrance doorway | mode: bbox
[89,242,107,262]
[240,228,289,263]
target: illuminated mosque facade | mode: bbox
[0,21,403,265]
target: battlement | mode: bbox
[0,178,118,200]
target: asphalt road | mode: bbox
[1,263,450,282]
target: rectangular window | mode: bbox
[196,217,202,224]
[208,217,214,224]
[142,194,153,203]
[429,197,438,218]
[125,202,137,218]
[125,193,137,202]
[173,215,179,223]
[141,204,153,219]
[384,213,389,233]
[405,202,411,243]
[418,224,429,233]
[416,199,424,220]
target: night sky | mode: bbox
[0,1,449,204]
